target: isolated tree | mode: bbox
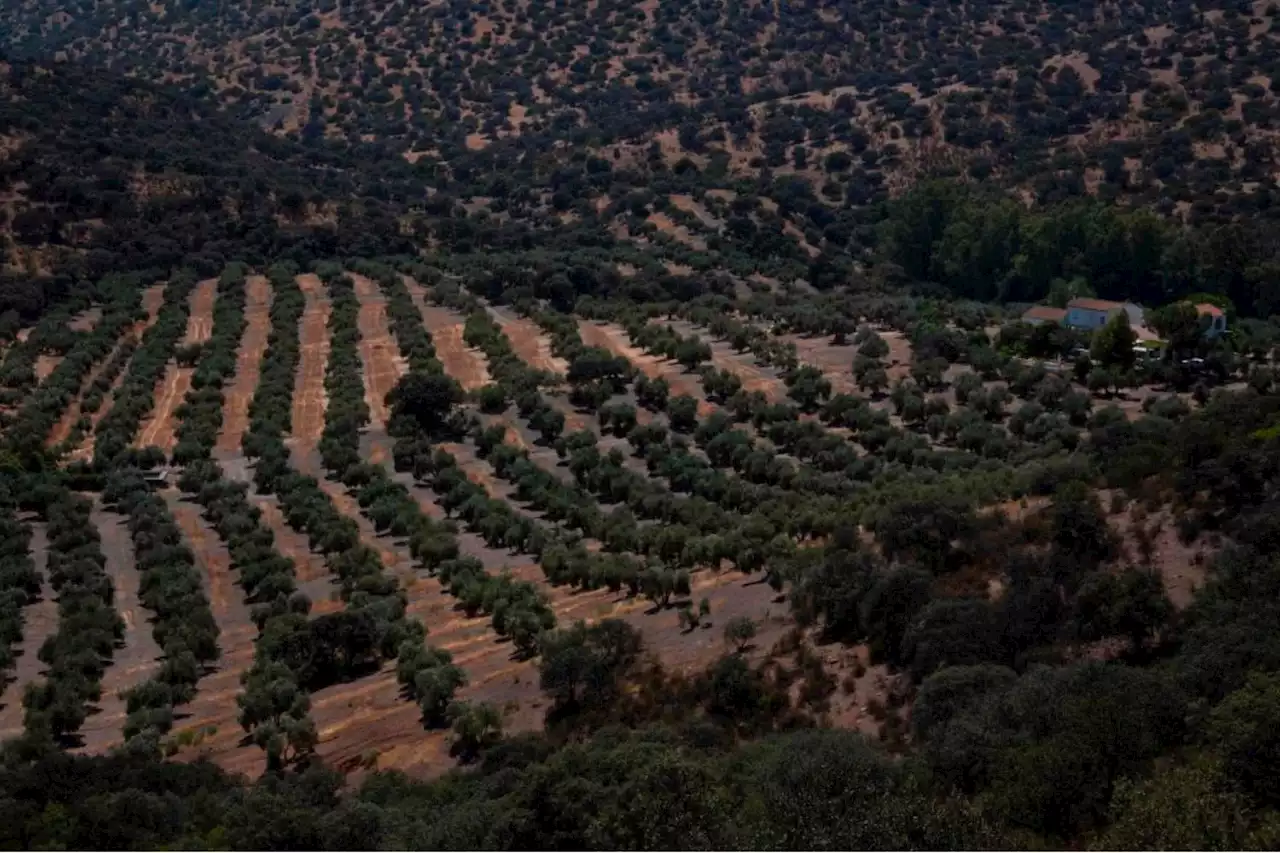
[447,701,503,764]
[237,663,317,771]
[668,395,699,432]
[854,358,889,397]
[858,334,889,360]
[539,619,643,716]
[724,616,757,652]
[388,372,464,434]
[675,337,713,372]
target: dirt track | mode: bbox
[217,275,271,453]
[350,272,407,429]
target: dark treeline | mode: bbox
[879,180,1280,316]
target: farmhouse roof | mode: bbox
[1195,303,1224,317]
[1067,297,1127,312]
[1023,306,1067,322]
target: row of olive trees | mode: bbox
[103,468,220,755]
[0,499,41,692]
[92,271,199,468]
[0,291,91,404]
[222,263,321,768]
[20,489,123,745]
[171,264,249,465]
[5,274,143,462]
[241,264,306,492]
[53,335,139,458]
[236,263,461,738]
[314,266,369,476]
[356,265,559,663]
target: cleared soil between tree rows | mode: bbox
[780,332,860,395]
[47,285,166,446]
[290,274,331,458]
[216,275,271,454]
[576,320,715,416]
[486,304,569,376]
[350,272,407,436]
[403,277,491,391]
[135,278,217,453]
[0,521,53,741]
[667,318,788,402]
[163,491,261,774]
[78,501,164,753]
[146,278,797,779]
[67,284,168,462]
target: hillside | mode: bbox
[5,0,1280,274]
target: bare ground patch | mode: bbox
[216,275,271,454]
[163,492,259,773]
[577,320,714,415]
[350,272,407,429]
[69,307,102,332]
[290,273,331,456]
[185,277,218,345]
[134,279,218,453]
[781,333,859,395]
[882,330,914,380]
[487,304,569,376]
[405,282,492,391]
[34,354,61,382]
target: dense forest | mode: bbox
[3,0,1280,848]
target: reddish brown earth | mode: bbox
[881,330,914,380]
[78,502,164,752]
[1110,501,1209,610]
[780,333,859,395]
[669,318,787,402]
[349,272,407,431]
[34,354,60,382]
[135,278,218,453]
[217,275,271,454]
[487,305,569,376]
[70,284,168,462]
[185,278,217,345]
[252,496,338,613]
[577,320,714,415]
[290,274,331,456]
[0,521,54,741]
[46,343,119,447]
[69,307,102,332]
[163,493,260,773]
[403,277,492,391]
